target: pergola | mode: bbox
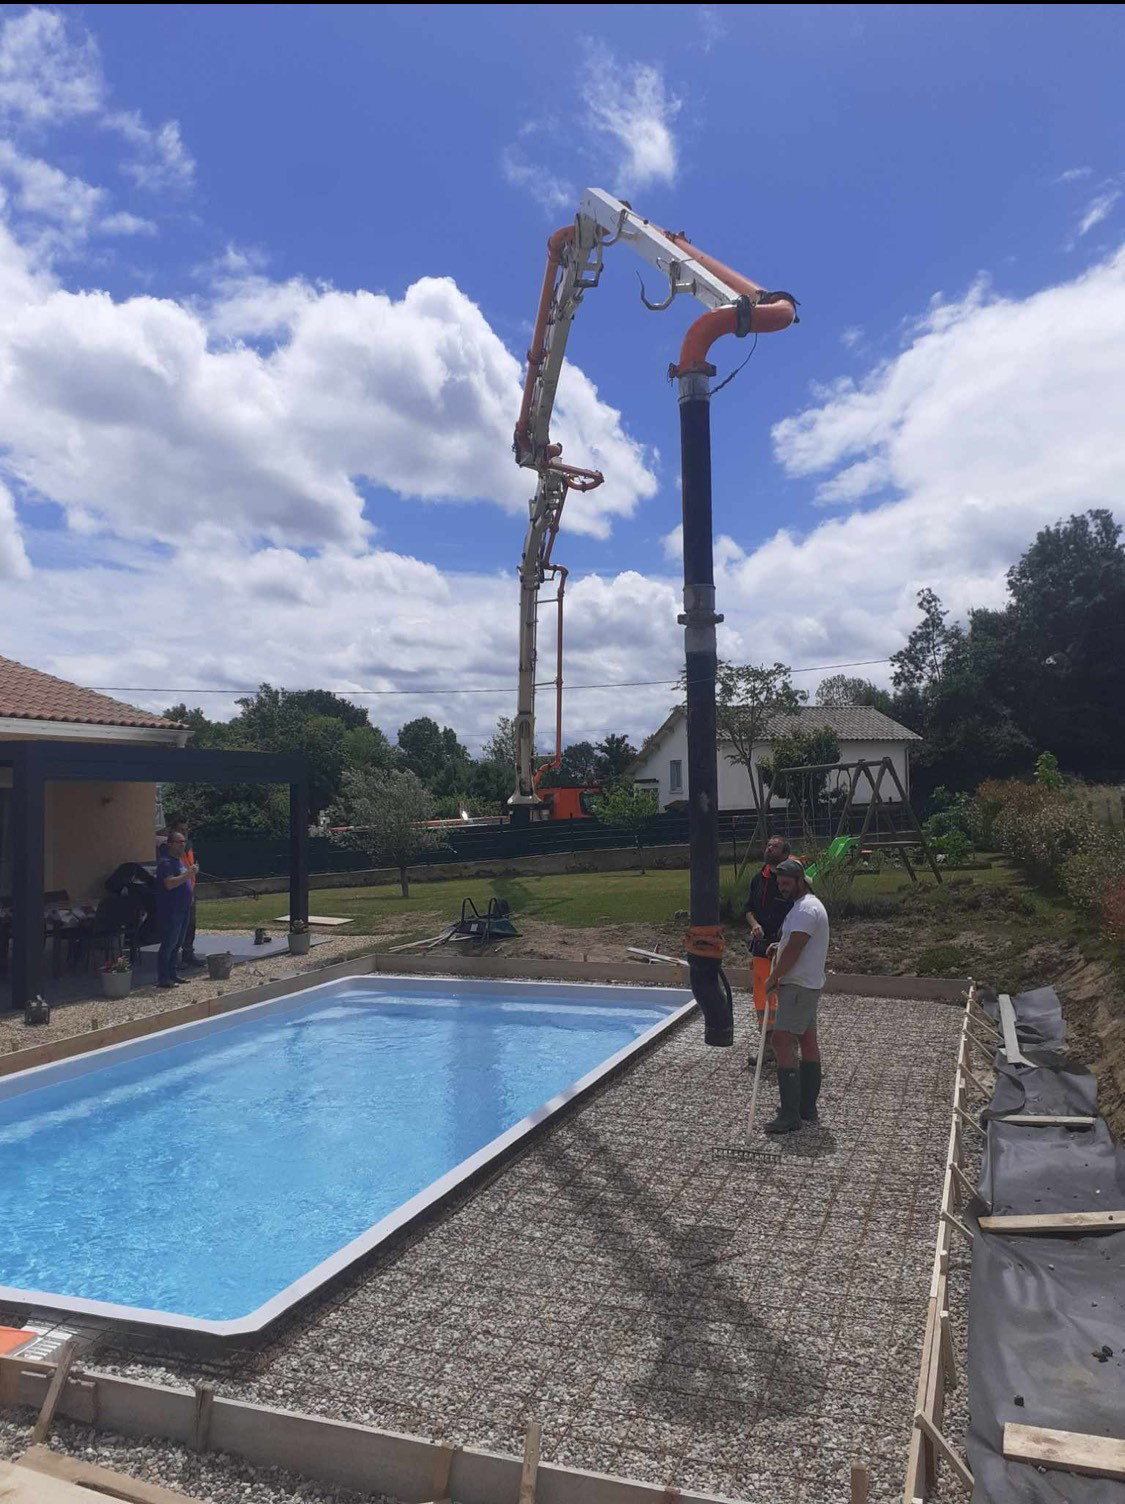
[2,740,309,1011]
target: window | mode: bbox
[669,759,683,794]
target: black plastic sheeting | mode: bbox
[965,985,1125,1502]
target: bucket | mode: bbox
[207,951,234,981]
[288,931,311,956]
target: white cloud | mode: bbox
[111,113,195,192]
[1055,167,1092,184]
[840,325,863,349]
[0,140,155,249]
[0,479,30,578]
[97,210,157,237]
[733,246,1125,670]
[581,45,680,193]
[0,9,194,198]
[0,229,655,553]
[0,9,101,127]
[499,145,573,214]
[1076,188,1121,239]
[698,7,725,53]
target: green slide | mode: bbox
[804,835,859,883]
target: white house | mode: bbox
[630,705,922,811]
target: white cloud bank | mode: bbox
[2,11,1125,756]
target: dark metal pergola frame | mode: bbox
[2,740,309,1011]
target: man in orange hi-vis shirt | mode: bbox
[743,835,793,1070]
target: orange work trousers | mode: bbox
[751,954,778,1029]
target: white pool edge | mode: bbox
[0,973,695,1338]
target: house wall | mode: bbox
[632,718,913,811]
[0,729,161,903]
[44,781,157,902]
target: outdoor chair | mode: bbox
[76,896,134,973]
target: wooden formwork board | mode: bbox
[0,1353,751,1504]
[902,992,974,1504]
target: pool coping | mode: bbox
[0,972,695,1339]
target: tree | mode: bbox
[757,726,842,826]
[703,661,804,797]
[1004,510,1125,776]
[327,768,444,898]
[890,589,961,693]
[467,758,512,811]
[397,717,470,789]
[538,740,600,788]
[342,723,397,773]
[592,783,659,873]
[595,733,638,782]
[815,674,896,716]
[297,714,345,819]
[481,716,518,768]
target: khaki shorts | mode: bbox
[774,983,821,1035]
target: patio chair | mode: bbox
[76,895,134,974]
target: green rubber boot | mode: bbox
[800,1060,822,1122]
[764,1068,803,1134]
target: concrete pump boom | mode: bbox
[511,187,796,1042]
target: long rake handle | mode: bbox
[746,991,771,1135]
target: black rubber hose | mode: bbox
[689,953,734,1047]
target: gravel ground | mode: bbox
[0,1414,394,1503]
[0,933,369,1055]
[54,989,966,1504]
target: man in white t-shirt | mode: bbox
[762,858,829,1134]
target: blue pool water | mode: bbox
[0,980,678,1325]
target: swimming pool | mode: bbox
[0,974,690,1335]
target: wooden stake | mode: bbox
[950,1159,977,1206]
[961,1062,994,1100]
[940,1209,974,1243]
[30,1340,77,1446]
[964,1023,997,1058]
[849,1460,869,1503]
[190,1382,214,1453]
[426,1442,456,1503]
[955,1106,985,1136]
[939,1309,958,1392]
[518,1420,542,1504]
[914,1411,973,1492]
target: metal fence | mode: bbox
[199,804,917,881]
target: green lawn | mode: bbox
[195,858,1019,935]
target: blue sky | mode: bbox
[0,4,1122,748]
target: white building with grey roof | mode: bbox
[628,705,923,811]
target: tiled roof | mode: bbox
[633,703,921,767]
[764,706,922,742]
[0,655,182,730]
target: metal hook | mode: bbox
[600,207,629,249]
[636,263,679,312]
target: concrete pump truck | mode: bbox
[510,187,796,1044]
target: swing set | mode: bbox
[748,755,942,884]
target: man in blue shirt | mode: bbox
[155,830,197,988]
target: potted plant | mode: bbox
[100,955,132,998]
[288,919,311,955]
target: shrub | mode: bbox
[1061,822,1125,919]
[916,942,969,976]
[1103,880,1125,946]
[976,774,1125,943]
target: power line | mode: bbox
[87,657,893,699]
